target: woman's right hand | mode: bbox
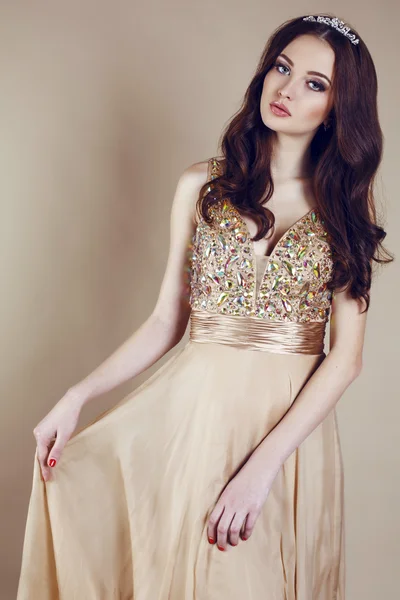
[33,389,84,482]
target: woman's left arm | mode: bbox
[207,288,369,550]
[249,286,368,477]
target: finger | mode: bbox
[228,512,245,547]
[47,434,66,470]
[216,508,235,551]
[240,514,249,540]
[241,510,258,541]
[240,516,247,540]
[35,438,52,482]
[207,502,224,546]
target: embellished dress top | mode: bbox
[189,157,335,355]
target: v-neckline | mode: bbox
[228,201,318,307]
[230,202,317,260]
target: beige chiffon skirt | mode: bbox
[17,316,345,599]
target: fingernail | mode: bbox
[48,458,56,467]
[208,537,215,544]
[217,545,225,551]
[242,536,248,541]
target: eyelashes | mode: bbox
[273,62,327,92]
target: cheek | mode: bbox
[303,98,330,123]
[261,73,275,94]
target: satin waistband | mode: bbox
[189,310,326,355]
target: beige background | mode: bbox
[1,2,398,598]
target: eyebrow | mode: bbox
[278,53,332,85]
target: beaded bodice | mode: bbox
[189,158,335,323]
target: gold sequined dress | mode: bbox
[17,157,345,600]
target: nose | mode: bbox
[278,88,291,100]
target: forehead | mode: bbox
[280,35,335,78]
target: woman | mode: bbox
[17,13,393,600]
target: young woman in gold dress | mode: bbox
[17,13,393,600]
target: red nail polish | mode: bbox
[217,545,225,551]
[208,537,215,544]
[49,458,56,467]
[242,536,248,541]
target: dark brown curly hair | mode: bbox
[196,13,394,314]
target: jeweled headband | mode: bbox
[303,15,360,45]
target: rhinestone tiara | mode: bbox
[303,15,360,45]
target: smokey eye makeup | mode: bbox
[273,61,328,92]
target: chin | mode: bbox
[261,117,287,132]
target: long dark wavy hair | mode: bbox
[196,13,394,313]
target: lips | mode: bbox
[270,101,291,116]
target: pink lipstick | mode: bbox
[269,102,291,117]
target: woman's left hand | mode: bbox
[206,455,278,551]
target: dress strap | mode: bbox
[207,156,223,181]
[207,157,213,181]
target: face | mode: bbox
[260,34,335,134]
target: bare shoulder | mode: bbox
[179,155,225,186]
[179,159,209,188]
[175,159,210,225]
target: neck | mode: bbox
[269,131,314,182]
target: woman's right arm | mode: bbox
[33,160,209,481]
[71,159,209,407]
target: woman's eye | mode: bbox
[274,63,289,75]
[307,79,326,92]
[273,62,326,92]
